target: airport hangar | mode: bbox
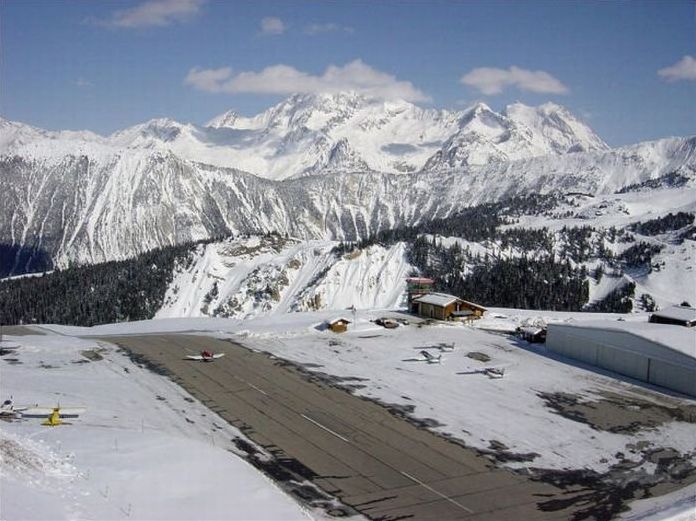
[546,319,696,398]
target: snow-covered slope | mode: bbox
[1,135,694,269]
[153,182,695,319]
[204,93,607,176]
[157,235,412,319]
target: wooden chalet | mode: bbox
[411,292,487,321]
[327,317,351,333]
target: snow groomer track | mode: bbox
[102,334,577,521]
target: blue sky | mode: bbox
[1,0,694,145]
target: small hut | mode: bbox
[327,318,351,333]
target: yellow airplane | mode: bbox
[42,407,64,427]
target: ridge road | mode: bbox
[102,333,579,520]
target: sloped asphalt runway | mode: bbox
[100,333,581,521]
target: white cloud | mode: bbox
[260,17,286,35]
[75,78,94,88]
[304,23,354,35]
[183,67,232,93]
[94,0,205,28]
[658,55,696,82]
[184,60,429,102]
[460,66,569,95]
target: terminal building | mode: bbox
[546,320,696,397]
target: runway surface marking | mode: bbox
[247,382,268,395]
[401,470,475,514]
[301,413,350,443]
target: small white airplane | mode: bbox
[403,350,443,364]
[0,398,19,419]
[420,350,442,364]
[483,367,505,379]
[19,406,87,418]
[185,350,225,362]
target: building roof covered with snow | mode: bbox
[546,319,696,397]
[412,292,460,307]
[649,306,696,327]
[553,320,696,360]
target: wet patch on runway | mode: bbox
[529,389,696,520]
[272,357,369,391]
[80,348,105,361]
[466,351,491,363]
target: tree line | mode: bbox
[0,240,211,326]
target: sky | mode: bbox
[1,0,694,146]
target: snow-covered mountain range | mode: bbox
[1,92,608,180]
[0,92,694,271]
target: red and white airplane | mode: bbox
[185,350,225,362]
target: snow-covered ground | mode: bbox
[620,483,696,521]
[0,334,316,521]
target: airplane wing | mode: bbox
[185,355,204,360]
[212,353,225,359]
[20,406,86,418]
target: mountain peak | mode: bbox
[206,110,240,129]
[470,101,494,113]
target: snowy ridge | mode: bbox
[157,235,412,319]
